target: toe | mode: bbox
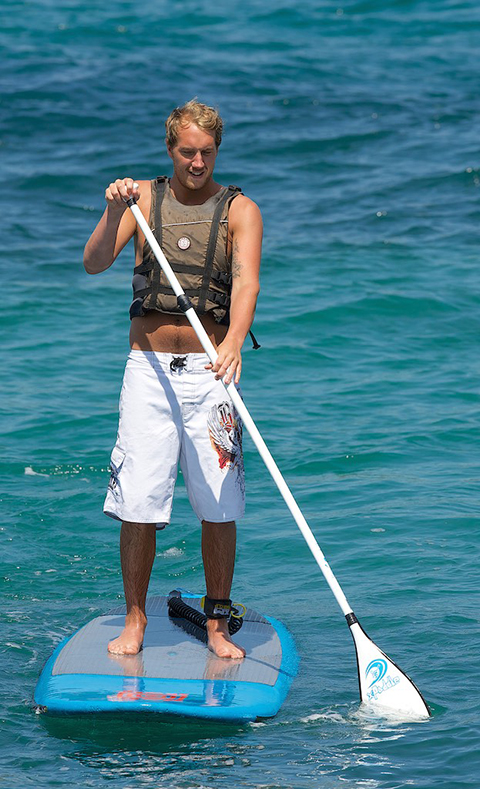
[209,637,245,660]
[108,637,142,656]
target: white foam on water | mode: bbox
[301,710,346,724]
[24,466,49,477]
[352,703,428,727]
[159,547,184,558]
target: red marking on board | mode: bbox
[107,690,188,703]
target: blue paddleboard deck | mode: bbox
[34,593,298,722]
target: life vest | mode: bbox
[129,177,241,324]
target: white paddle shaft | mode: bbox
[129,200,352,617]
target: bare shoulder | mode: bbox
[228,193,263,232]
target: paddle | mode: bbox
[125,192,430,720]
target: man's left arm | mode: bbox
[208,196,263,384]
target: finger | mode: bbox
[216,358,237,382]
[123,178,140,200]
[106,182,124,205]
[226,359,241,386]
[222,359,236,385]
[212,357,227,376]
[105,187,124,208]
[214,357,231,379]
[115,178,130,201]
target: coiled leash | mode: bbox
[167,590,244,636]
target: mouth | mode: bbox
[188,169,206,180]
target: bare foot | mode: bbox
[206,618,246,659]
[108,615,147,655]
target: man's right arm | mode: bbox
[83,178,141,274]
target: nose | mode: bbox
[192,151,204,168]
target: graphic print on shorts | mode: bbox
[207,401,244,490]
[108,463,119,493]
[108,449,125,495]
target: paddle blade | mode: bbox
[348,619,430,720]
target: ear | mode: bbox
[166,140,173,160]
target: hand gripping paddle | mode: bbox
[126,192,430,720]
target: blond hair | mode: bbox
[165,99,223,149]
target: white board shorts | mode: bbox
[103,350,245,527]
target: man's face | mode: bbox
[168,123,218,191]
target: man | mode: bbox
[84,100,262,660]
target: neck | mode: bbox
[169,175,221,205]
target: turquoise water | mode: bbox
[1,0,480,785]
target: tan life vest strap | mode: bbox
[197,185,242,316]
[129,178,168,319]
[149,176,168,299]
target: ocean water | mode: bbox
[1,0,480,786]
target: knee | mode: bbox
[122,521,157,532]
[202,520,236,529]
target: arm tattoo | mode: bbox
[232,239,243,278]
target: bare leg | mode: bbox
[108,521,156,655]
[201,520,246,660]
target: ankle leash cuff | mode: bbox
[202,596,232,619]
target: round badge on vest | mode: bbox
[177,236,191,250]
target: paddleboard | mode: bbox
[34,591,299,722]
